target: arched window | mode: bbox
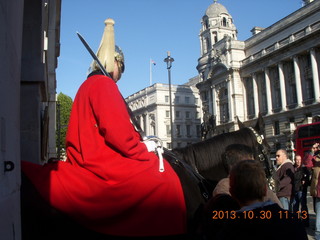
[206,37,211,51]
[212,31,218,43]
[218,87,229,123]
[222,17,227,27]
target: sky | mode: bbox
[56,0,303,100]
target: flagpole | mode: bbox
[149,58,152,86]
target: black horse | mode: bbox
[171,113,272,195]
[21,114,272,240]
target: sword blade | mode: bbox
[76,32,111,78]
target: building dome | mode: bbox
[205,2,229,18]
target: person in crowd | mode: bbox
[216,160,308,240]
[303,143,320,239]
[293,154,310,226]
[275,149,295,210]
[212,144,282,207]
[21,18,189,238]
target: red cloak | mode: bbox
[22,74,187,236]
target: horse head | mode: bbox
[237,114,275,189]
[237,113,270,155]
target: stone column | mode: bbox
[310,48,320,102]
[212,85,217,117]
[145,113,149,136]
[242,78,248,120]
[293,56,303,106]
[264,68,273,115]
[227,78,234,122]
[278,62,287,111]
[216,88,221,124]
[252,73,259,117]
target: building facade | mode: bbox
[0,0,61,238]
[196,0,320,158]
[126,78,202,149]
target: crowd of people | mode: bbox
[207,142,320,240]
[200,143,320,239]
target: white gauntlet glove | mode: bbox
[143,140,158,152]
[142,136,164,172]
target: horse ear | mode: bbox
[237,116,246,129]
[254,113,265,133]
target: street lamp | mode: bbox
[164,51,174,148]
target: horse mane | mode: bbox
[173,128,255,173]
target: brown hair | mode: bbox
[229,160,267,205]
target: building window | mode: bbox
[306,78,315,101]
[301,54,314,103]
[166,124,171,135]
[175,111,180,118]
[274,121,280,135]
[175,96,180,103]
[186,125,191,137]
[185,96,190,104]
[165,95,169,103]
[212,31,218,43]
[166,142,171,149]
[205,19,209,29]
[202,91,208,101]
[166,110,170,118]
[269,67,281,110]
[256,72,267,114]
[206,37,211,52]
[196,125,201,137]
[245,77,255,117]
[218,87,229,123]
[186,111,190,119]
[222,17,227,27]
[176,125,181,137]
[283,61,297,105]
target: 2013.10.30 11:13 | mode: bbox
[212,210,308,220]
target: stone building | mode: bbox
[0,0,61,238]
[126,78,202,149]
[196,0,320,157]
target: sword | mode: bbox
[76,32,111,78]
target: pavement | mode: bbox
[306,195,316,240]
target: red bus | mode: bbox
[294,121,320,158]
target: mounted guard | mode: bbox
[21,18,190,238]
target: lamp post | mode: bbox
[164,51,174,148]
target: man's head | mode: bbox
[312,143,320,156]
[223,144,254,174]
[229,160,267,206]
[294,155,302,167]
[275,149,288,165]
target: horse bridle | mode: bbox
[248,127,272,178]
[248,127,278,191]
